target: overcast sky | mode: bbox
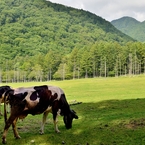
[49,0,145,22]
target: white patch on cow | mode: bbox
[23,91,40,110]
[14,87,35,95]
[57,109,61,116]
[44,106,52,113]
[47,86,64,100]
[39,106,52,134]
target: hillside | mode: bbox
[111,16,145,42]
[0,0,135,60]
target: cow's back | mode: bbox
[47,86,64,100]
[14,87,35,95]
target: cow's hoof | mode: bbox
[39,132,44,135]
[15,135,21,139]
[2,138,6,144]
[39,130,44,135]
[55,130,60,133]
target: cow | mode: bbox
[2,85,78,144]
[0,86,11,116]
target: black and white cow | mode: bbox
[2,85,78,144]
[0,86,11,116]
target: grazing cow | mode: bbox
[2,85,78,144]
[0,86,11,116]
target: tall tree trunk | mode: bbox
[77,67,80,79]
[129,53,132,76]
[105,58,107,77]
[85,69,88,78]
[125,65,127,76]
[73,65,76,79]
[49,69,51,81]
[93,60,96,78]
[62,63,65,80]
[115,58,118,77]
[119,58,121,76]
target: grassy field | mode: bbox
[1,76,145,145]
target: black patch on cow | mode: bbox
[34,85,48,91]
[59,94,70,116]
[8,92,27,109]
[25,89,51,115]
[30,92,39,101]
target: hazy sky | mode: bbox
[48,0,145,22]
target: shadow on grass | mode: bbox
[1,98,145,145]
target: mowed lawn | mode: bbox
[1,76,145,145]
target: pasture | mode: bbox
[1,76,145,145]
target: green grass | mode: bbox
[1,76,145,145]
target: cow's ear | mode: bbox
[71,110,78,119]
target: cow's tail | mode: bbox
[3,89,13,123]
[4,92,8,123]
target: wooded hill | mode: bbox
[1,0,145,82]
[111,16,145,42]
[0,0,134,60]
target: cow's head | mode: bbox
[63,110,78,129]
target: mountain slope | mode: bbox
[111,16,145,42]
[0,0,135,60]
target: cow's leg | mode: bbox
[2,115,18,144]
[0,103,10,116]
[40,111,49,134]
[53,112,60,133]
[12,117,21,139]
[0,104,10,116]
[0,103,2,116]
[0,101,3,116]
[52,101,60,133]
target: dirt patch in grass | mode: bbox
[125,118,145,129]
[16,118,42,132]
[17,126,32,132]
[16,117,54,133]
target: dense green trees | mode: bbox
[1,41,145,82]
[0,0,134,60]
[0,0,141,82]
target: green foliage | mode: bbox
[0,0,139,82]
[0,0,134,59]
[111,16,145,42]
[1,41,145,81]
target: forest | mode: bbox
[1,41,145,82]
[1,0,145,82]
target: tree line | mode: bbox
[0,41,145,83]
